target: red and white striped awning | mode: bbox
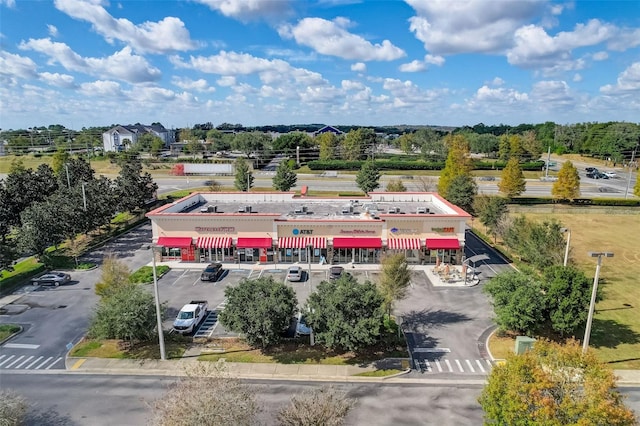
[196,236,232,249]
[278,237,327,249]
[387,238,421,250]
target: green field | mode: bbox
[490,208,640,369]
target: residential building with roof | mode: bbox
[102,123,175,152]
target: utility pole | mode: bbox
[81,182,87,211]
[65,163,71,189]
[624,141,638,199]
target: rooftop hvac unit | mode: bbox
[341,205,353,214]
[239,206,253,213]
[207,205,217,213]
[388,207,400,214]
[417,207,429,214]
[294,205,309,214]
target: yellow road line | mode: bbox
[70,359,86,370]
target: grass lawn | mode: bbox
[70,339,188,359]
[0,324,21,341]
[198,338,408,366]
[487,208,640,369]
[0,258,45,294]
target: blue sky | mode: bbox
[1,0,639,130]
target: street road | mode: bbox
[1,373,637,426]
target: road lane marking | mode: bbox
[5,355,25,368]
[435,360,443,372]
[25,356,43,369]
[0,355,15,367]
[486,359,493,369]
[445,359,453,372]
[70,358,86,370]
[455,359,464,372]
[475,359,486,373]
[46,357,63,370]
[35,356,53,369]
[15,356,34,369]
[3,343,40,349]
[424,360,431,372]
[465,360,476,373]
[413,347,451,353]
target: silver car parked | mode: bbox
[31,272,71,287]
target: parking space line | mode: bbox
[445,359,453,372]
[465,360,476,373]
[192,276,201,286]
[455,359,464,372]
[475,359,486,373]
[171,270,190,286]
[424,360,431,372]
[435,360,443,372]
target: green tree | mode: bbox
[552,160,581,200]
[18,198,67,261]
[151,363,258,426]
[219,276,297,348]
[0,389,28,426]
[437,134,473,196]
[445,174,477,213]
[185,139,203,157]
[272,160,297,192]
[232,131,271,158]
[234,157,254,192]
[498,157,526,198]
[503,216,566,269]
[52,148,70,175]
[115,159,157,213]
[479,339,637,426]
[521,130,543,160]
[278,386,355,426]
[397,133,414,154]
[542,265,595,336]
[273,131,313,153]
[88,282,164,342]
[355,161,380,194]
[95,255,133,298]
[305,274,384,352]
[385,179,407,192]
[340,129,366,161]
[150,138,166,158]
[635,168,640,197]
[483,270,546,335]
[378,253,411,317]
[317,132,339,161]
[473,195,508,242]
[415,128,446,160]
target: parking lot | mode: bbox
[156,265,381,337]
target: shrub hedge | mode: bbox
[306,159,545,171]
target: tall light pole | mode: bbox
[560,228,571,267]
[149,245,167,360]
[307,244,313,288]
[583,251,614,354]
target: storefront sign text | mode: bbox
[339,229,376,234]
[195,226,235,233]
[390,227,418,234]
[292,229,313,235]
[431,227,455,233]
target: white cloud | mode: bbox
[19,38,161,83]
[79,80,124,97]
[40,72,75,88]
[600,62,640,94]
[341,79,365,91]
[507,20,616,70]
[592,51,608,61]
[47,25,59,37]
[278,17,405,61]
[573,73,582,82]
[172,77,215,92]
[53,0,198,54]
[474,85,529,103]
[425,54,445,66]
[399,60,425,72]
[529,80,578,111]
[490,77,505,86]
[217,76,236,87]
[382,78,445,105]
[406,0,543,54]
[0,50,39,81]
[351,62,366,72]
[194,0,293,22]
[0,0,16,8]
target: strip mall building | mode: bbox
[146,192,471,266]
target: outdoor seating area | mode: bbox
[429,260,479,287]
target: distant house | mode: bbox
[102,124,175,152]
[313,125,344,137]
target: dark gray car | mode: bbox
[200,263,223,281]
[31,272,71,286]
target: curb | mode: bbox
[0,324,23,346]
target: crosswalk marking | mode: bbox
[25,356,44,369]
[465,359,476,373]
[35,356,53,369]
[475,359,486,373]
[46,357,63,370]
[5,355,25,368]
[15,356,34,369]
[435,360,443,372]
[455,359,464,372]
[3,343,40,349]
[445,359,453,372]
[0,355,15,367]
[424,360,431,372]
[486,359,493,369]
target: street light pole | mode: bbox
[150,246,167,360]
[307,244,312,288]
[561,228,571,267]
[583,251,614,354]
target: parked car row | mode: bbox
[585,167,617,179]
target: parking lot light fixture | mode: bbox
[307,244,313,287]
[148,244,167,361]
[560,228,571,267]
[583,252,614,354]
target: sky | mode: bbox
[1,0,639,131]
